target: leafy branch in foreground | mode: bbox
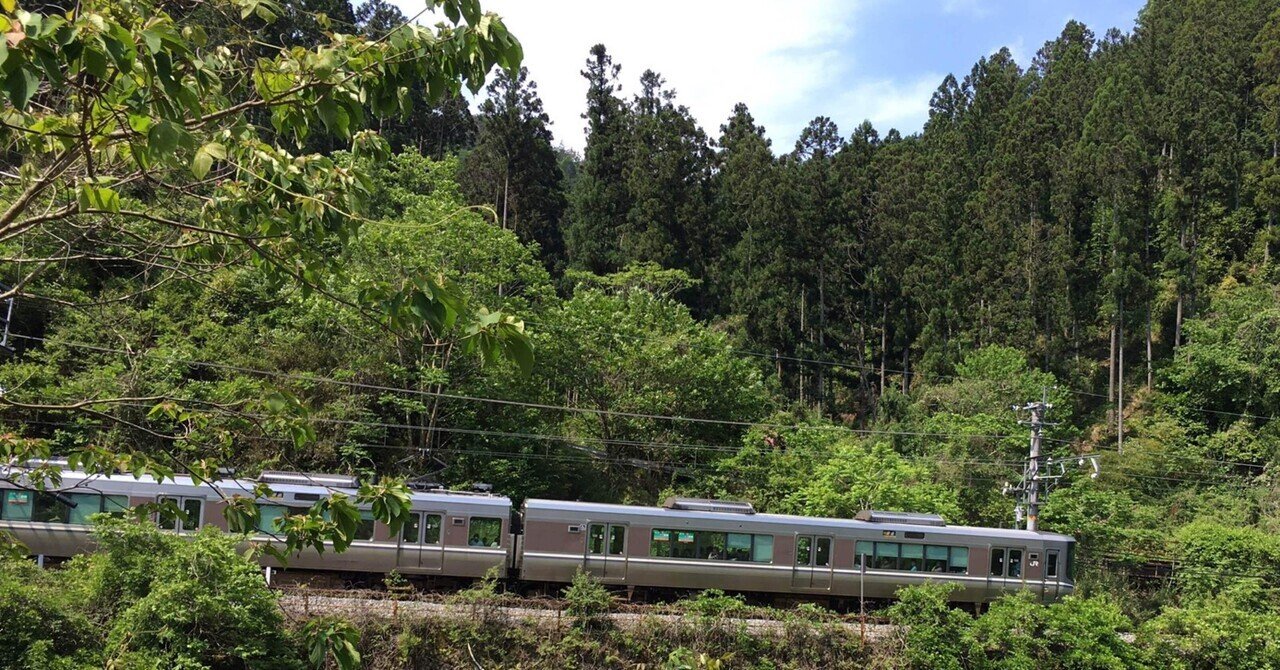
[0,0,529,555]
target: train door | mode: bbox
[584,522,628,582]
[1044,549,1061,599]
[157,496,203,532]
[986,546,1026,596]
[419,512,444,571]
[397,512,444,572]
[791,535,833,590]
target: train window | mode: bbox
[158,497,181,530]
[923,545,947,572]
[424,514,442,544]
[402,513,422,543]
[726,533,752,561]
[588,524,606,555]
[650,529,672,557]
[258,505,289,533]
[795,536,813,565]
[608,526,626,555]
[949,546,969,574]
[104,495,129,517]
[990,548,1006,576]
[874,542,899,570]
[159,496,207,531]
[814,537,831,567]
[1007,549,1023,578]
[183,499,203,530]
[354,511,375,541]
[900,544,924,572]
[2,490,32,521]
[752,534,773,563]
[1046,550,1059,578]
[699,532,727,560]
[672,531,697,559]
[469,517,502,547]
[68,493,104,525]
[855,541,873,567]
[32,493,70,523]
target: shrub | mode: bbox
[0,557,98,669]
[563,570,612,629]
[1139,602,1280,670]
[886,583,973,670]
[100,524,300,670]
[679,589,750,618]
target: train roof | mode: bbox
[0,468,512,508]
[522,498,1075,543]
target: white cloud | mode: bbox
[389,0,858,152]
[387,1,952,152]
[1002,36,1029,67]
[827,73,943,139]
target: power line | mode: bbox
[5,411,1265,490]
[5,333,1064,444]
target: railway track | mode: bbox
[275,588,899,638]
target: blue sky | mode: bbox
[394,0,1147,153]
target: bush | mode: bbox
[562,570,612,629]
[886,583,973,670]
[1139,602,1280,670]
[0,557,98,669]
[678,589,750,618]
[99,523,301,670]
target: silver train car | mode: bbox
[520,498,1075,603]
[0,469,512,582]
[0,469,1075,603]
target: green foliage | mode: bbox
[1172,521,1280,609]
[302,618,362,670]
[1139,602,1280,669]
[886,582,974,670]
[785,440,962,520]
[677,589,750,618]
[0,557,98,669]
[102,525,300,669]
[562,570,612,629]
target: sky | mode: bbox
[393,0,1147,154]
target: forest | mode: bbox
[2,0,1280,666]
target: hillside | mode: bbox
[2,0,1280,667]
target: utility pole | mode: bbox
[1006,390,1101,531]
[1014,392,1050,532]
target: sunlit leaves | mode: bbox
[303,617,362,670]
[76,180,121,213]
[465,307,534,375]
[0,0,532,561]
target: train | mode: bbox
[0,467,1076,605]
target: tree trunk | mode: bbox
[1152,302,1162,389]
[901,344,909,394]
[880,304,888,398]
[1108,323,1117,404]
[818,268,826,414]
[1117,299,1124,454]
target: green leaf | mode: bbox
[147,119,189,157]
[82,46,108,79]
[504,329,535,376]
[0,0,14,14]
[192,142,224,180]
[76,182,121,213]
[5,65,38,110]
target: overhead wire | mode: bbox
[4,333,1069,444]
